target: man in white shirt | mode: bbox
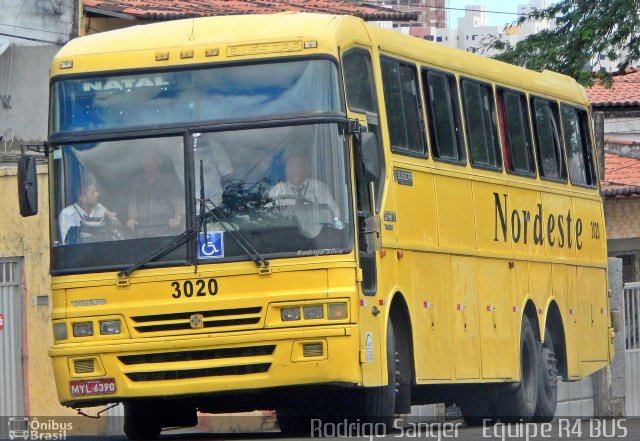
[269,155,342,237]
[59,183,118,244]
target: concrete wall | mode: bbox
[604,197,640,240]
[0,45,59,154]
[593,257,626,417]
[0,0,76,46]
[1,165,106,433]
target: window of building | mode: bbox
[561,104,596,187]
[461,78,501,169]
[381,57,426,156]
[422,68,465,162]
[531,97,566,181]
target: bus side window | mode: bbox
[497,88,535,176]
[561,105,597,187]
[380,56,426,156]
[531,97,566,181]
[460,78,502,170]
[342,50,378,115]
[341,48,384,213]
[422,69,465,163]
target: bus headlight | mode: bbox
[100,320,121,335]
[53,323,68,341]
[73,322,94,337]
[328,302,348,320]
[281,307,301,321]
[303,305,324,320]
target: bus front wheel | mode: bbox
[123,402,162,441]
[358,319,398,425]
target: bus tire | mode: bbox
[123,402,162,441]
[460,388,498,427]
[275,408,313,436]
[534,328,558,422]
[498,316,540,423]
[360,319,398,425]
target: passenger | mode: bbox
[59,183,118,244]
[126,150,183,235]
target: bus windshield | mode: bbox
[50,59,342,133]
[50,124,352,273]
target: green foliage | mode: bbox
[483,0,640,86]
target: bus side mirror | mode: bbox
[17,156,39,217]
[359,131,381,183]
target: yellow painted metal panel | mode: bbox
[540,192,574,261]
[394,167,438,246]
[577,267,609,362]
[571,197,607,264]
[405,252,453,381]
[477,259,513,379]
[505,187,545,259]
[451,256,480,380]
[474,181,511,257]
[552,264,580,379]
[435,176,475,250]
[528,262,552,335]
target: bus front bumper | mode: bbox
[49,325,361,407]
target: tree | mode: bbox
[483,0,640,86]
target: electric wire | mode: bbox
[0,22,70,36]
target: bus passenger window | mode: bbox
[497,89,534,175]
[422,69,464,163]
[532,97,566,181]
[561,105,596,187]
[461,79,501,169]
[380,57,426,156]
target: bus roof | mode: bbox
[52,12,586,104]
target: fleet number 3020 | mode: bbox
[171,279,218,298]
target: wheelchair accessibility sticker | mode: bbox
[198,232,224,259]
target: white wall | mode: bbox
[0,0,76,47]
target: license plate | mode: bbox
[70,378,116,396]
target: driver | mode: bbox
[59,183,118,244]
[268,154,342,236]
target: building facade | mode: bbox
[368,0,446,38]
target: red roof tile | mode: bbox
[587,68,640,108]
[83,0,417,21]
[602,153,640,197]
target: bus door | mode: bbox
[341,46,392,387]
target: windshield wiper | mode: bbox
[201,199,269,268]
[117,228,198,279]
[117,161,269,280]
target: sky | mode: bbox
[446,0,537,28]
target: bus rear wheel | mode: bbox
[498,316,540,423]
[534,328,558,422]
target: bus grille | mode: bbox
[130,307,262,333]
[118,345,276,365]
[125,363,271,382]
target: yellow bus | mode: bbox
[18,12,612,439]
